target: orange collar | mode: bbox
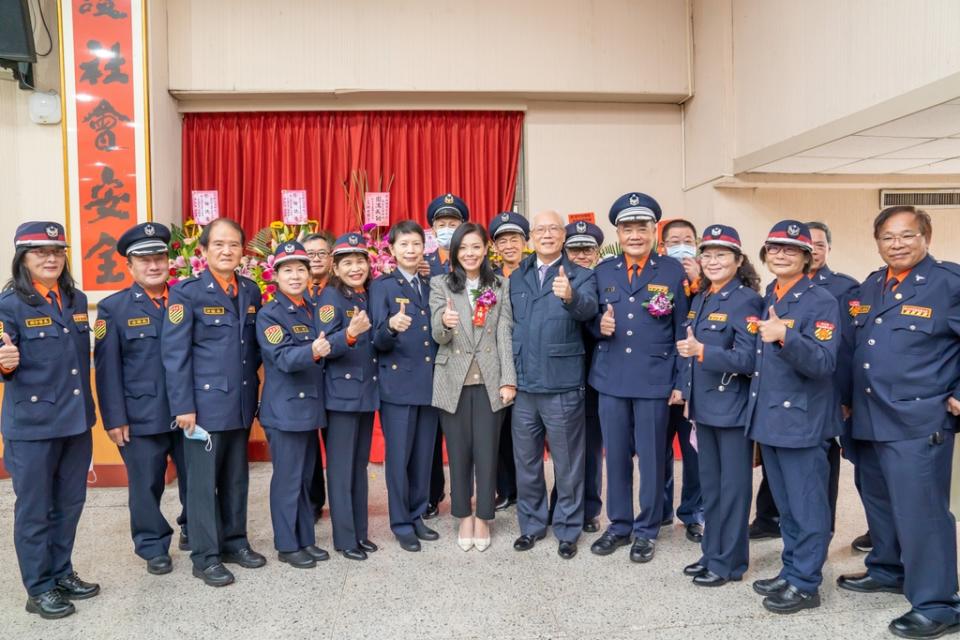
[885,267,911,289]
[149,287,168,308]
[438,248,449,264]
[708,278,733,294]
[624,254,649,272]
[212,271,238,296]
[502,264,516,277]
[290,295,307,307]
[32,280,60,299]
[774,274,804,302]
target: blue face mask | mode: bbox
[171,420,213,452]
[666,244,697,261]
[435,228,455,249]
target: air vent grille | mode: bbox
[881,190,960,209]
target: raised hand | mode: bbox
[389,301,412,333]
[552,265,573,302]
[417,259,431,277]
[442,298,460,329]
[757,306,788,343]
[312,331,331,358]
[347,306,372,338]
[676,326,704,358]
[599,303,616,336]
[0,332,19,370]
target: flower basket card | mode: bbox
[191,191,220,225]
[364,192,390,227]
[281,190,308,225]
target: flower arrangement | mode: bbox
[487,245,534,271]
[167,221,205,287]
[643,290,675,317]
[360,222,396,278]
[470,287,498,326]
[245,221,319,303]
[342,170,397,278]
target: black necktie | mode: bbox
[47,290,61,319]
[226,283,236,298]
[883,277,897,301]
[412,276,422,301]
[154,297,166,310]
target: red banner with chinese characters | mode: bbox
[62,0,149,295]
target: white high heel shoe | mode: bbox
[458,537,474,551]
[474,536,491,552]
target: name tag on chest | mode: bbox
[203,306,225,315]
[127,317,150,327]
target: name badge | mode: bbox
[73,313,89,324]
[395,297,410,304]
[900,305,932,319]
[127,317,151,327]
[203,306,225,315]
[247,305,257,314]
[647,284,669,294]
[25,317,52,328]
[292,324,310,334]
[707,313,727,322]
[686,310,696,319]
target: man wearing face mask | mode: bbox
[659,219,705,543]
[94,223,188,576]
[418,193,469,518]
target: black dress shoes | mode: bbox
[192,563,235,587]
[630,538,656,563]
[397,537,422,552]
[278,549,316,569]
[513,534,545,551]
[693,570,737,587]
[26,589,75,619]
[590,532,632,556]
[423,502,440,520]
[752,575,789,596]
[338,548,368,561]
[558,541,577,559]
[222,547,267,569]
[358,539,379,553]
[178,530,190,551]
[685,522,704,543]
[889,610,960,639]
[762,584,821,614]
[147,554,173,575]
[683,562,707,577]
[302,545,330,562]
[748,521,781,540]
[660,517,674,526]
[413,518,440,541]
[851,531,873,553]
[313,508,324,523]
[495,495,517,512]
[583,518,600,533]
[837,572,904,594]
[56,572,100,599]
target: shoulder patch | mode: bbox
[168,303,185,325]
[746,316,759,334]
[318,305,335,323]
[94,318,107,340]
[263,324,284,344]
[814,321,835,341]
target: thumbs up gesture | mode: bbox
[312,331,331,359]
[0,332,19,370]
[442,298,460,329]
[599,303,616,336]
[389,301,412,333]
[552,265,573,302]
[676,326,704,358]
[346,306,371,339]
[758,306,788,343]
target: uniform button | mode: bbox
[627,313,635,319]
[139,332,145,338]
[875,318,883,325]
[718,385,725,392]
[30,395,37,402]
[687,382,691,387]
[63,328,69,334]
[372,358,377,363]
[242,360,247,364]
[867,339,875,346]
[625,347,632,354]
[754,371,759,376]
[421,310,427,316]
[752,392,757,397]
[243,381,248,385]
[203,384,210,390]
[345,374,352,379]
[757,349,762,354]
[626,330,633,336]
[863,363,870,369]
[866,387,872,394]
[39,331,45,338]
[710,325,716,330]
[909,325,916,331]
[71,369,78,375]
[422,325,428,331]
[895,293,903,300]
[298,392,305,398]
[628,296,635,303]
[425,357,431,362]
[240,339,245,344]
[372,376,377,381]
[783,401,791,408]
[424,341,430,346]
[391,364,398,370]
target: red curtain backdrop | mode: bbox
[181,111,524,237]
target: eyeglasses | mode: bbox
[29,247,67,259]
[306,250,330,259]
[531,225,563,236]
[764,244,803,257]
[699,252,735,263]
[878,232,922,246]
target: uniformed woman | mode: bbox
[744,220,841,614]
[0,222,100,619]
[674,225,763,588]
[256,242,332,569]
[315,233,380,560]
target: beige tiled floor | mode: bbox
[0,459,933,639]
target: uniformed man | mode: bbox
[488,211,529,511]
[588,194,690,564]
[370,220,440,552]
[805,220,864,542]
[746,220,840,614]
[659,219,705,543]
[838,206,960,639]
[554,220,604,533]
[0,222,100,618]
[94,222,188,576]
[510,210,598,559]
[419,193,469,518]
[162,218,265,587]
[303,230,335,521]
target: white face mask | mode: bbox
[666,244,696,261]
[435,228,455,249]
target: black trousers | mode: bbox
[184,428,250,570]
[326,411,374,551]
[440,385,503,521]
[754,455,780,530]
[495,406,517,501]
[307,430,326,514]
[429,428,446,505]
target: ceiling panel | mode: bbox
[878,138,960,159]
[858,104,960,138]
[798,135,930,158]
[755,157,854,173]
[899,158,960,174]
[822,158,935,174]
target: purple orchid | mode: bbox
[643,291,675,318]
